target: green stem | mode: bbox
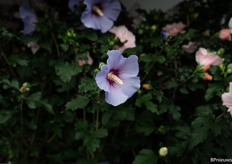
[1,51,17,78]
[51,32,61,57]
[96,109,99,130]
[215,111,226,122]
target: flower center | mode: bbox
[107,72,123,85]
[92,5,104,16]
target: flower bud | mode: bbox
[159,147,168,157]
[151,25,156,31]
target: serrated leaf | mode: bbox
[145,101,158,114]
[83,136,100,154]
[65,95,89,110]
[188,117,212,149]
[204,83,223,101]
[78,77,98,93]
[55,61,82,82]
[133,149,157,164]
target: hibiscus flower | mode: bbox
[95,50,140,106]
[81,0,121,33]
[109,25,136,51]
[19,3,37,35]
[222,82,232,117]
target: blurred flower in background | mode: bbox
[162,22,185,36]
[19,2,37,35]
[81,0,121,33]
[109,25,136,51]
[222,82,232,117]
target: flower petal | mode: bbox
[95,65,110,92]
[105,87,128,106]
[102,0,121,21]
[81,12,113,33]
[120,76,140,97]
[106,50,126,70]
[119,55,139,77]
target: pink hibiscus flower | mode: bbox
[219,29,231,41]
[109,25,136,51]
[76,52,93,66]
[182,41,200,53]
[162,22,186,36]
[195,47,224,66]
[222,82,232,117]
[27,41,40,54]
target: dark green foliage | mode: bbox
[1,0,232,164]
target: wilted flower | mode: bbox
[19,3,37,35]
[195,47,224,66]
[76,52,93,66]
[219,29,231,41]
[182,41,200,53]
[27,41,40,54]
[95,50,140,106]
[109,25,136,51]
[68,0,81,13]
[159,147,168,157]
[81,0,121,33]
[162,22,185,36]
[222,82,232,117]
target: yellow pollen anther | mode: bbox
[107,72,123,85]
[93,5,104,16]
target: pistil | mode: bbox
[107,72,123,85]
[92,5,104,16]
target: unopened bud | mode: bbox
[159,147,168,157]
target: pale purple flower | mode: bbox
[68,0,81,13]
[96,50,140,106]
[81,0,121,33]
[27,41,40,54]
[19,3,37,35]
[222,82,232,117]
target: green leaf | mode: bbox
[78,77,98,93]
[0,110,12,124]
[79,30,98,41]
[9,54,29,67]
[145,101,158,114]
[65,95,89,110]
[0,79,19,90]
[40,101,55,115]
[204,83,223,101]
[188,117,212,149]
[94,128,108,138]
[55,61,82,82]
[83,136,100,154]
[25,92,42,109]
[133,149,157,164]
